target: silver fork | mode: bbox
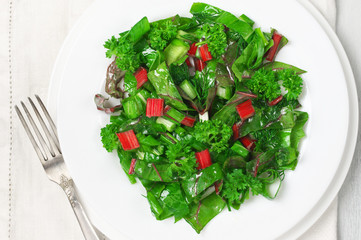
[15,95,108,240]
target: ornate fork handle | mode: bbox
[59,175,100,240]
[16,96,109,240]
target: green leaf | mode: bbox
[141,46,164,71]
[147,191,164,217]
[191,60,218,110]
[261,61,307,75]
[128,17,150,43]
[139,135,161,146]
[181,163,223,200]
[124,71,138,95]
[160,183,190,220]
[122,95,144,119]
[148,62,188,110]
[190,3,253,41]
[216,12,254,41]
[185,192,226,234]
[134,161,173,182]
[212,92,254,126]
[231,41,255,80]
[291,111,308,149]
[117,148,137,184]
[275,147,298,170]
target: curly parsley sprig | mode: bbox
[192,119,232,153]
[196,23,228,57]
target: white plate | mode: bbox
[48,0,358,239]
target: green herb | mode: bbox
[104,17,150,72]
[221,169,264,206]
[166,140,197,180]
[149,20,178,51]
[278,69,303,100]
[245,68,281,101]
[196,23,227,57]
[193,119,232,153]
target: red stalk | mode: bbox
[134,67,148,89]
[195,149,212,170]
[254,155,261,177]
[181,116,196,127]
[214,180,223,195]
[195,202,202,225]
[195,58,206,71]
[163,105,171,113]
[240,136,256,151]
[188,42,198,56]
[152,163,163,182]
[116,130,140,151]
[266,32,283,62]
[185,57,192,67]
[268,95,283,106]
[128,158,137,174]
[146,98,164,117]
[199,44,212,62]
[236,99,255,121]
[232,123,240,140]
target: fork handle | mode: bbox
[60,176,100,240]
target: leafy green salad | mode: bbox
[95,2,309,233]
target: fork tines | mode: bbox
[15,95,61,162]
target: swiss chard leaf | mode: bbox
[290,111,308,149]
[159,183,190,220]
[261,61,306,75]
[124,71,138,96]
[128,17,151,43]
[134,161,173,182]
[190,3,253,41]
[141,46,164,71]
[117,148,137,184]
[148,62,188,110]
[181,163,223,200]
[212,92,255,126]
[185,192,226,234]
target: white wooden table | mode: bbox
[336,0,361,239]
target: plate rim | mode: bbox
[47,0,359,239]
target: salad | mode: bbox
[95,2,308,233]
